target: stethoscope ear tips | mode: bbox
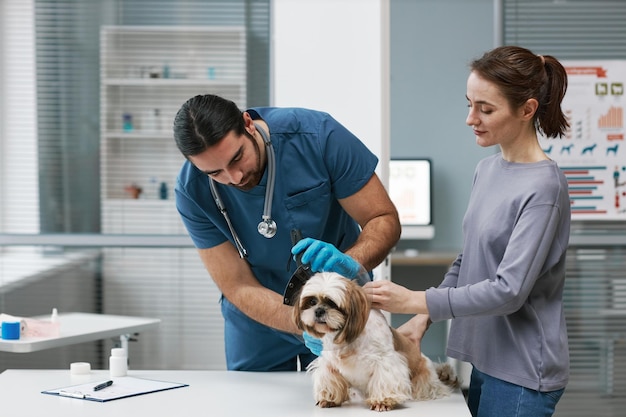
[258,219,277,238]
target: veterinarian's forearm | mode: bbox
[229,285,300,334]
[199,244,301,334]
[346,213,401,271]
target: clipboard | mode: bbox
[42,376,188,402]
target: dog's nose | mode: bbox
[315,308,325,318]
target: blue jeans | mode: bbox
[468,367,564,417]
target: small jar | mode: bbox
[109,348,128,377]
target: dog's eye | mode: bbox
[308,298,317,307]
[326,299,338,310]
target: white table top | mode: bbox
[0,312,160,353]
[0,369,471,417]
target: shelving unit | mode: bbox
[100,25,247,230]
[98,26,246,370]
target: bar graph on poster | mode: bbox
[538,60,626,220]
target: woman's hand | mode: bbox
[397,314,432,347]
[363,280,428,314]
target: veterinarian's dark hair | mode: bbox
[173,94,246,158]
[470,45,569,138]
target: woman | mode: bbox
[365,46,571,417]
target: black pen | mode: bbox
[93,380,113,391]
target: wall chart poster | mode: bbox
[538,60,625,220]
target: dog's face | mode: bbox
[293,272,370,345]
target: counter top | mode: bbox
[0,312,159,353]
[391,250,458,266]
[0,369,471,416]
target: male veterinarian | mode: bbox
[173,94,400,371]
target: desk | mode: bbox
[391,250,458,267]
[0,369,471,416]
[0,312,160,354]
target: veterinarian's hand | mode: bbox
[291,238,361,278]
[302,331,323,356]
[363,280,428,314]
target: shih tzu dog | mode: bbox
[293,272,459,412]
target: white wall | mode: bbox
[271,0,391,280]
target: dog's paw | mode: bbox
[436,363,460,389]
[316,400,340,408]
[367,399,398,412]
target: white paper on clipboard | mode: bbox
[42,376,188,402]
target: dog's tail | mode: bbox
[434,362,461,389]
[411,356,460,401]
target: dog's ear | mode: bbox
[334,280,369,345]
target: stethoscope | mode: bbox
[208,122,276,259]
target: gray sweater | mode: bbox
[426,153,571,392]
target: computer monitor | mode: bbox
[388,158,434,239]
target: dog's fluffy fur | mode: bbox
[293,272,459,412]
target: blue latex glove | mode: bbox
[291,238,360,278]
[302,331,323,356]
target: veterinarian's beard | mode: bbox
[232,132,264,191]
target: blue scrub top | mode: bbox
[175,107,378,370]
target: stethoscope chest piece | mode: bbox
[257,218,277,238]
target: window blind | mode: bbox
[0,0,270,372]
[503,0,626,59]
[503,1,626,415]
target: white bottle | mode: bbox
[142,108,161,131]
[146,176,159,199]
[50,307,60,337]
[109,348,128,377]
